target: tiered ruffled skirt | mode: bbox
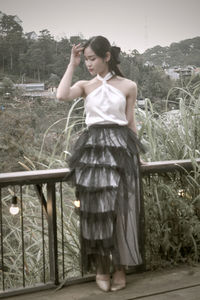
[67,124,145,273]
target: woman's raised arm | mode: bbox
[56,44,86,101]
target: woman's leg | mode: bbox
[96,255,111,292]
[96,255,110,274]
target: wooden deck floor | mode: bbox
[7,264,200,300]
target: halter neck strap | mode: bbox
[97,72,113,82]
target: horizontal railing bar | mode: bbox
[0,168,70,187]
[0,159,200,187]
[0,282,56,299]
[141,158,200,174]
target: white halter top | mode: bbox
[84,72,128,127]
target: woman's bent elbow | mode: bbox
[56,91,68,101]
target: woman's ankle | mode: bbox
[96,273,110,280]
[112,269,126,283]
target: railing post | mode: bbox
[0,188,5,291]
[47,183,59,285]
[139,165,146,272]
[140,174,146,271]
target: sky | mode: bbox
[0,0,200,53]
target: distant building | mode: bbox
[162,61,170,69]
[14,83,45,92]
[176,66,196,77]
[165,65,199,80]
[144,61,154,67]
[164,68,180,80]
[25,31,38,40]
[13,15,23,27]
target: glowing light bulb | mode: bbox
[9,205,20,215]
[9,195,19,215]
[178,189,185,197]
[74,200,80,208]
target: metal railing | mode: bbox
[0,159,199,298]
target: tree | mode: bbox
[25,44,45,81]
[0,36,7,72]
[37,30,56,78]
[140,67,172,100]
[0,14,26,74]
[51,37,71,76]
[0,14,23,35]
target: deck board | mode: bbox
[6,264,200,300]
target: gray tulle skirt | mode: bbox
[67,124,145,273]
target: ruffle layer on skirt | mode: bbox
[66,124,145,273]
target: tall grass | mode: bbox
[139,83,200,269]
[138,85,200,162]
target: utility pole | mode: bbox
[144,15,149,51]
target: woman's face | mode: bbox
[84,46,109,76]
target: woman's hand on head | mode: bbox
[70,44,84,67]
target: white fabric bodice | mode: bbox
[84,72,128,127]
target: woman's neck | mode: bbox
[98,68,110,78]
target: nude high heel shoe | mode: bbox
[111,269,126,291]
[96,274,110,292]
[110,281,126,291]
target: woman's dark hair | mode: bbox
[83,36,124,77]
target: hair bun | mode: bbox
[111,46,121,64]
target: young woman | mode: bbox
[57,36,145,292]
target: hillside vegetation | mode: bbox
[142,37,200,67]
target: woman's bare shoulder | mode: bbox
[115,76,137,96]
[75,78,96,88]
[73,80,88,88]
[74,78,97,98]
[118,76,137,88]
